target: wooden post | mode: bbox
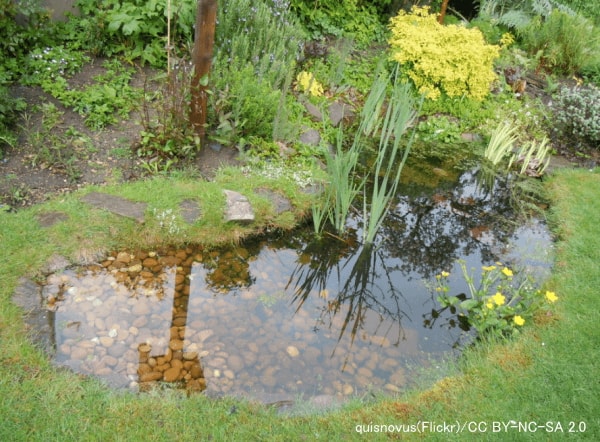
[190,0,217,139]
[438,0,450,24]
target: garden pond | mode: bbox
[38,166,553,402]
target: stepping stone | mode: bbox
[223,190,254,223]
[179,199,202,224]
[36,211,68,228]
[81,191,147,223]
[254,188,292,214]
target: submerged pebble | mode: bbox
[47,245,426,398]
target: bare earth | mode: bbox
[1,59,240,209]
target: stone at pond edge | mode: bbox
[12,278,55,356]
[223,190,254,223]
[254,188,292,215]
[81,192,147,223]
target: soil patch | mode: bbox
[1,59,241,208]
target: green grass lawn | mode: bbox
[1,167,598,441]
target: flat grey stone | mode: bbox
[180,199,202,224]
[299,128,321,146]
[223,189,254,223]
[81,191,147,223]
[300,98,323,121]
[328,101,345,126]
[254,188,292,214]
[36,211,68,228]
[12,277,55,356]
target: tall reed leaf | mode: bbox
[362,70,419,245]
[325,125,365,235]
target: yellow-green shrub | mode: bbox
[388,6,500,101]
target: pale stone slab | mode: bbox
[223,189,254,223]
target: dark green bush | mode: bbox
[290,0,387,45]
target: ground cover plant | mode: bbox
[1,0,600,438]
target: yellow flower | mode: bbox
[513,315,525,326]
[545,291,558,303]
[486,301,494,309]
[441,271,450,278]
[482,265,496,272]
[295,71,324,97]
[491,292,506,306]
[501,267,513,277]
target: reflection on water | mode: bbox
[43,168,553,399]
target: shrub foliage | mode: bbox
[388,6,500,101]
[553,84,600,148]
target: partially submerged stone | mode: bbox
[223,189,254,223]
[81,191,147,223]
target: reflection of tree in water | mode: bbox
[380,169,520,278]
[286,237,409,350]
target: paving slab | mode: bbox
[36,211,68,228]
[180,198,202,224]
[81,191,147,223]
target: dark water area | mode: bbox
[42,167,553,401]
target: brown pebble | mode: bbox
[139,371,163,382]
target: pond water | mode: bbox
[41,167,553,401]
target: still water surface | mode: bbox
[44,168,553,400]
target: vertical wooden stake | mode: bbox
[190,0,217,139]
[438,0,450,24]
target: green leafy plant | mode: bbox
[73,0,196,66]
[0,72,26,157]
[518,10,600,76]
[433,260,559,339]
[23,45,90,83]
[26,56,140,130]
[388,6,500,101]
[0,0,55,72]
[416,115,463,144]
[290,0,386,46]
